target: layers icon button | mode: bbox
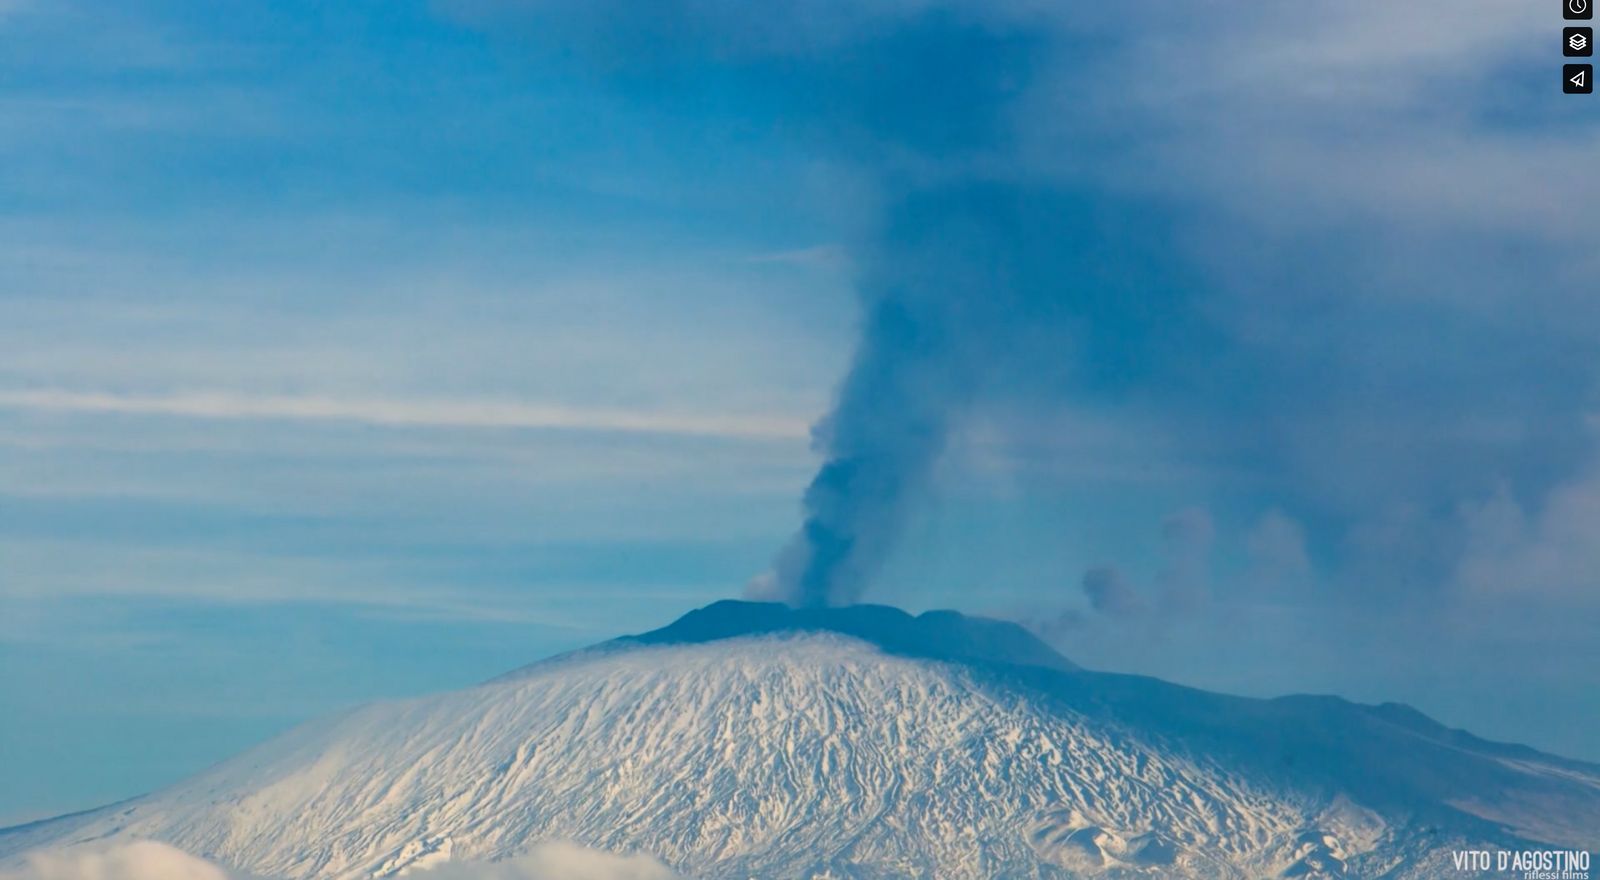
[1568,27,1594,56]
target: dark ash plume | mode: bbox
[766,293,960,608]
[757,186,1086,607]
[448,1,1111,608]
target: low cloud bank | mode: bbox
[0,841,237,880]
[0,841,682,880]
[407,841,682,879]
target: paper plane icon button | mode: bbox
[1567,64,1594,93]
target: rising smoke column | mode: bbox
[767,221,972,608]
[451,1,1094,608]
[756,170,1181,607]
[766,292,957,607]
[762,187,1076,607]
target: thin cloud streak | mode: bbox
[0,389,811,441]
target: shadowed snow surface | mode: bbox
[3,601,1597,879]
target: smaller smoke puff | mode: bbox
[1023,507,1218,637]
[1081,566,1148,619]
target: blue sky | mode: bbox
[2,0,1599,823]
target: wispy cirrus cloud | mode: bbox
[0,389,808,442]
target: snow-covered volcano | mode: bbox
[3,600,1597,878]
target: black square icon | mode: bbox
[1569,0,1594,19]
[1568,27,1594,56]
[1567,64,1594,93]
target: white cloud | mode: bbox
[0,841,683,880]
[1456,461,1600,602]
[405,842,683,880]
[0,389,806,442]
[1155,507,1214,612]
[486,0,1591,243]
[0,841,240,880]
[1021,0,1591,242]
[1244,510,1313,593]
[746,243,853,272]
[0,538,594,628]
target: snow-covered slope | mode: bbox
[3,600,1597,879]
